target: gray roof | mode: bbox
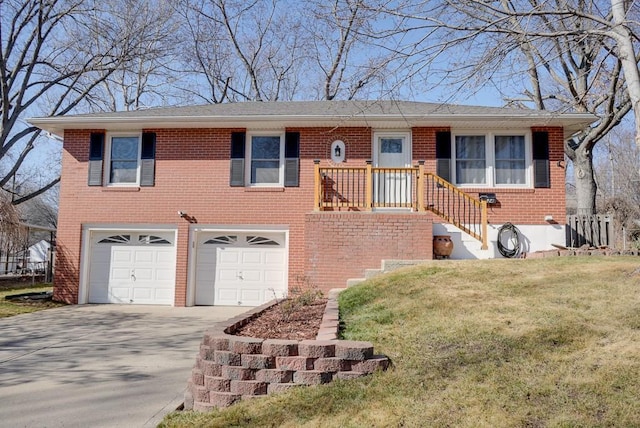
[56,100,537,118]
[28,100,596,138]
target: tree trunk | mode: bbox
[570,145,597,215]
[610,0,640,148]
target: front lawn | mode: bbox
[0,283,64,318]
[161,257,640,427]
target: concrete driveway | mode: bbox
[0,304,247,428]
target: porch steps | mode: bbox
[347,259,430,287]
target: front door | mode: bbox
[374,133,412,208]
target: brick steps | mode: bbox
[348,259,429,286]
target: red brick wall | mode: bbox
[55,125,565,305]
[304,212,434,288]
[57,127,377,305]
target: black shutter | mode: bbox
[533,131,550,188]
[284,132,300,187]
[88,132,105,186]
[140,132,156,186]
[435,131,452,183]
[230,132,246,186]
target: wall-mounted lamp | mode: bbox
[330,140,346,164]
[178,210,197,223]
[557,160,565,168]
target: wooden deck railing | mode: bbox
[314,160,488,249]
[423,173,488,250]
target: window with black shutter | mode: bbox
[435,131,452,182]
[532,131,551,188]
[230,132,246,186]
[88,132,105,186]
[284,132,300,187]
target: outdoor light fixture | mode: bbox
[330,140,346,164]
[177,210,197,223]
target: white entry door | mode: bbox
[88,231,176,305]
[195,232,287,306]
[374,133,412,207]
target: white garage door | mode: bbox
[88,231,176,305]
[195,232,287,306]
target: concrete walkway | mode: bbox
[0,304,247,428]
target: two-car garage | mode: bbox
[84,227,288,307]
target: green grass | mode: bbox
[161,257,640,427]
[0,283,63,318]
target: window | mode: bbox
[230,131,299,187]
[495,135,526,185]
[455,136,486,185]
[249,134,283,185]
[109,135,140,184]
[452,132,531,187]
[88,132,156,187]
[381,138,403,154]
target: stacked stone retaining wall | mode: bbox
[184,294,390,411]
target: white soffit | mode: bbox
[28,102,596,139]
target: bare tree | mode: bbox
[176,0,406,103]
[0,0,173,204]
[177,0,304,102]
[372,0,640,214]
[85,0,182,112]
[306,0,399,100]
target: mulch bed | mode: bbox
[234,298,328,341]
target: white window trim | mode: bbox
[245,131,285,187]
[104,131,142,186]
[452,130,532,188]
[372,130,412,167]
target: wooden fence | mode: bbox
[566,214,614,248]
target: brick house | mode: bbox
[29,101,594,307]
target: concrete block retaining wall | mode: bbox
[184,290,390,412]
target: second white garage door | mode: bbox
[194,232,287,306]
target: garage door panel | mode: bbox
[219,250,240,264]
[265,251,285,264]
[239,289,261,306]
[155,267,175,280]
[217,287,238,303]
[241,270,263,282]
[133,268,153,281]
[112,249,133,263]
[218,268,240,281]
[241,251,262,264]
[132,287,153,300]
[111,267,131,280]
[110,286,132,302]
[264,270,285,282]
[133,250,154,263]
[156,251,175,264]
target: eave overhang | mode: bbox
[28,110,596,140]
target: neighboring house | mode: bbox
[4,239,51,274]
[29,101,594,307]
